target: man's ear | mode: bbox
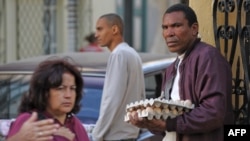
[112,25,119,35]
[191,23,199,36]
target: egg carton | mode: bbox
[126,98,194,111]
[124,98,194,122]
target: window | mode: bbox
[0,74,30,118]
[145,72,163,99]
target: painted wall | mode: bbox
[189,0,215,46]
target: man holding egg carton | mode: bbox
[129,3,234,141]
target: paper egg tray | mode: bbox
[124,98,194,122]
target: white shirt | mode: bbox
[163,53,184,141]
[171,53,184,100]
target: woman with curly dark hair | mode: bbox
[6,58,90,141]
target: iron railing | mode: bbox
[213,0,250,124]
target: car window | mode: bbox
[76,72,164,124]
[145,73,163,99]
[0,71,164,121]
[0,74,30,119]
[77,87,102,124]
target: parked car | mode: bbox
[0,52,175,141]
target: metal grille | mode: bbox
[76,0,92,51]
[43,0,56,54]
[68,0,78,51]
[0,0,92,64]
[16,0,45,59]
[213,0,250,124]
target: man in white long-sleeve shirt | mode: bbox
[92,13,146,141]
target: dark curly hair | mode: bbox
[18,57,83,114]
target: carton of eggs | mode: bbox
[124,98,194,122]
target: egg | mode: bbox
[184,99,192,108]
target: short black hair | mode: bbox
[165,3,198,26]
[99,13,124,35]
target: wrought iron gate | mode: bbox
[213,0,250,124]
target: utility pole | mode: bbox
[124,0,133,47]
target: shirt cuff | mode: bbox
[166,117,177,132]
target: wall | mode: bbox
[189,0,215,46]
[91,0,116,31]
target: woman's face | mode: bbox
[46,72,76,116]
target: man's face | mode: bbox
[95,18,113,47]
[162,11,198,55]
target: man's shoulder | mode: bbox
[196,41,216,49]
[190,41,229,66]
[194,41,221,56]
[113,46,140,58]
